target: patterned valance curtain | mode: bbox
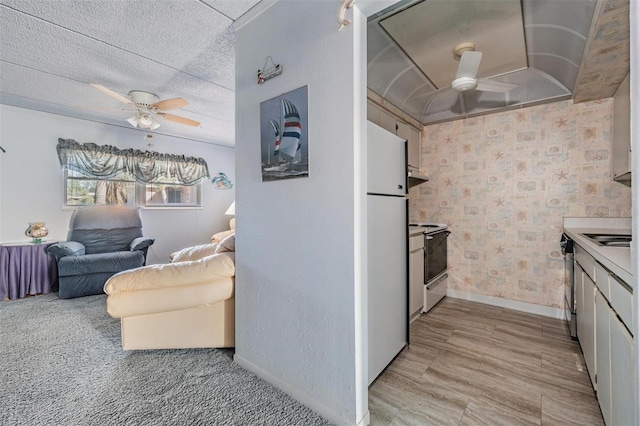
[56,138,210,185]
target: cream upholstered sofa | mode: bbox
[104,233,235,350]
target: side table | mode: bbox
[0,241,59,300]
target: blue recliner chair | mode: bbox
[48,205,155,299]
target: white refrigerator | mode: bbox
[367,121,408,385]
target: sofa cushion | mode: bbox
[71,228,142,254]
[130,236,155,251]
[58,251,144,277]
[58,272,117,299]
[170,243,218,263]
[47,241,85,258]
[211,229,235,244]
[214,234,235,253]
[104,252,235,294]
[106,281,234,318]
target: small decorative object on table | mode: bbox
[25,222,48,244]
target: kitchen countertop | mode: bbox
[563,217,632,287]
[409,226,426,236]
[409,223,448,236]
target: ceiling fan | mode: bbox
[415,43,518,100]
[90,83,201,130]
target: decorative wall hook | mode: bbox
[258,56,282,85]
[337,0,355,31]
[0,145,5,153]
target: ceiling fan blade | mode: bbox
[476,78,518,93]
[90,83,134,106]
[152,97,189,111]
[158,113,201,127]
[456,51,482,79]
[458,92,467,115]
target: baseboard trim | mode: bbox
[446,289,566,319]
[234,354,357,426]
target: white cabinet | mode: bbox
[610,313,634,426]
[575,246,597,389]
[609,273,634,331]
[574,240,636,425]
[367,101,421,171]
[397,121,421,171]
[595,290,611,425]
[367,101,384,126]
[612,73,631,184]
[582,273,597,388]
[576,263,584,342]
[409,234,424,319]
[380,112,397,135]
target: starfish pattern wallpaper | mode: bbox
[410,98,631,309]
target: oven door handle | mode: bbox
[426,230,451,240]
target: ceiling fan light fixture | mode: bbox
[127,113,160,130]
[451,76,477,91]
[453,42,476,59]
[139,114,154,127]
[127,115,140,127]
[91,84,190,130]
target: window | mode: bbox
[144,180,201,207]
[58,138,209,208]
[66,169,136,206]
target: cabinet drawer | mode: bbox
[424,274,446,313]
[410,235,424,251]
[610,274,633,332]
[575,244,595,282]
[595,261,611,301]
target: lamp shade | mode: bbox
[127,113,160,130]
[127,115,140,127]
[225,201,235,215]
[139,114,154,127]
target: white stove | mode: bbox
[408,222,450,315]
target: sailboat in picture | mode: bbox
[278,99,302,164]
[263,119,287,172]
[261,91,308,180]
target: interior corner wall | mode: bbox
[234,2,366,425]
[0,105,235,262]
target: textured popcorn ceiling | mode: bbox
[0,0,630,144]
[0,0,261,146]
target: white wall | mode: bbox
[234,2,368,425]
[0,105,235,263]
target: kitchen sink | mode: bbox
[582,233,632,247]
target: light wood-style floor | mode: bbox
[369,297,604,425]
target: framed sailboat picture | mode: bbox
[260,86,309,181]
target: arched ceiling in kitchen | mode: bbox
[367,0,630,125]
